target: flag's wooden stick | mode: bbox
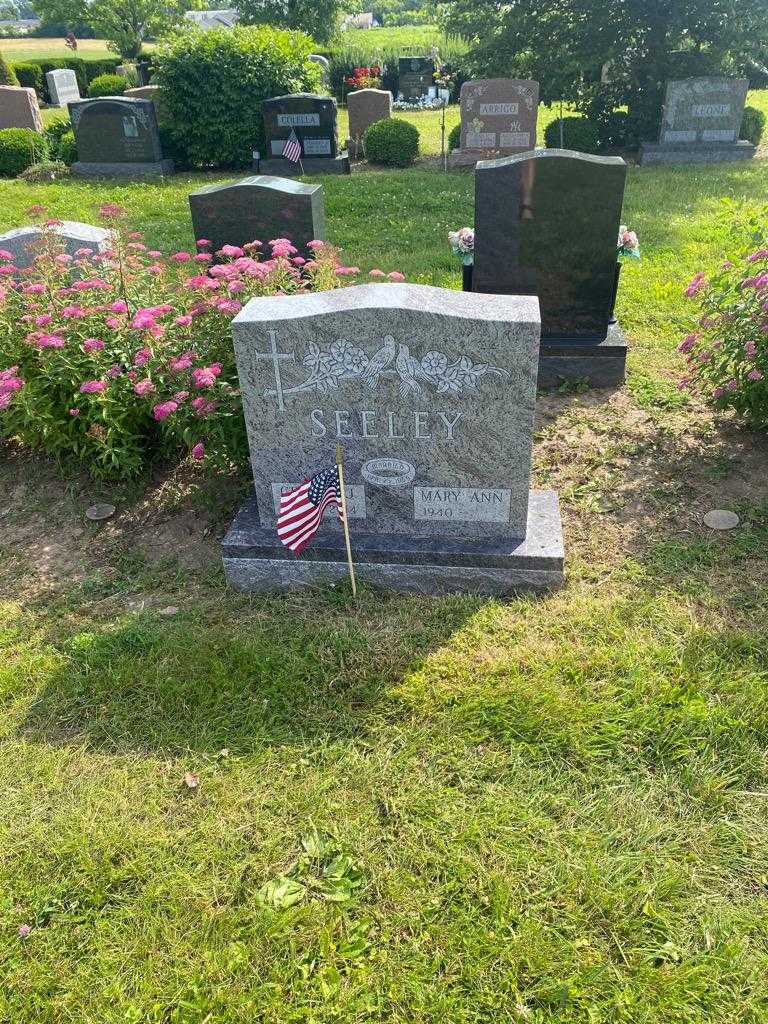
[335,444,357,598]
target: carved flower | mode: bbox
[421,351,448,376]
[330,339,368,375]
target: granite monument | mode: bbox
[188,175,326,256]
[69,97,173,177]
[397,57,434,102]
[124,85,167,124]
[0,85,43,131]
[640,77,755,164]
[259,94,350,176]
[346,88,392,159]
[0,221,112,269]
[451,78,539,167]
[45,69,80,107]
[473,149,628,387]
[222,283,564,594]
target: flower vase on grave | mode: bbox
[462,262,474,292]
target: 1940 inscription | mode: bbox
[414,487,512,523]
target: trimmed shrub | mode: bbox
[364,117,419,166]
[153,26,321,170]
[0,52,18,87]
[12,62,43,95]
[596,110,638,151]
[741,106,766,146]
[0,128,49,177]
[88,73,129,98]
[57,131,78,165]
[544,115,600,154]
[448,121,461,151]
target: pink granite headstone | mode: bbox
[0,86,43,132]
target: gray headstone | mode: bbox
[703,509,740,530]
[459,79,539,155]
[222,283,564,595]
[0,85,43,131]
[0,221,112,269]
[640,77,755,165]
[69,97,173,177]
[398,57,434,102]
[46,68,80,107]
[262,93,339,159]
[188,175,326,255]
[347,88,392,158]
[474,149,627,342]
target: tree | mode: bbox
[442,0,768,137]
[237,0,352,44]
[31,0,205,59]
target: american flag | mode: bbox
[277,466,344,554]
[282,127,302,164]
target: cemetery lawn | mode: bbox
[2,111,768,1021]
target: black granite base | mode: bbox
[72,160,174,178]
[538,323,627,389]
[639,141,756,165]
[222,490,565,596]
[257,154,351,176]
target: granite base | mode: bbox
[639,141,756,165]
[538,323,628,388]
[257,154,351,176]
[72,159,174,178]
[222,490,565,596]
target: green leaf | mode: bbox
[256,875,306,910]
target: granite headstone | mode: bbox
[0,85,43,131]
[188,175,326,256]
[397,57,434,102]
[346,88,392,159]
[640,77,755,164]
[69,97,173,177]
[473,149,628,386]
[450,78,539,167]
[259,94,350,175]
[0,221,112,269]
[124,85,167,124]
[222,283,564,594]
[45,69,80,107]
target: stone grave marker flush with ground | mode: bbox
[188,176,326,256]
[45,69,80,107]
[346,88,392,159]
[258,94,350,176]
[472,149,629,387]
[640,77,754,165]
[450,79,539,167]
[0,85,43,131]
[69,97,173,178]
[222,283,564,595]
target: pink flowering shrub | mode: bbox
[0,206,404,478]
[679,242,768,426]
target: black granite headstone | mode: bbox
[259,94,349,176]
[473,149,628,386]
[69,97,172,177]
[188,175,326,256]
[398,57,435,102]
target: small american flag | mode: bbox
[282,127,302,164]
[277,466,344,554]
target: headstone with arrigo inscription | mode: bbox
[221,283,564,595]
[451,79,539,166]
[640,77,755,164]
[69,97,173,177]
[259,93,350,176]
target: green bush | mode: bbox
[57,131,78,165]
[544,115,601,154]
[448,121,461,151]
[153,26,321,170]
[0,128,49,177]
[741,106,766,146]
[18,160,71,183]
[0,52,18,86]
[12,62,43,95]
[363,117,419,166]
[44,119,77,165]
[88,73,129,98]
[596,110,638,151]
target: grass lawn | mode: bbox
[0,37,131,62]
[1,99,768,1022]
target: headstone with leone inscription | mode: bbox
[222,283,564,594]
